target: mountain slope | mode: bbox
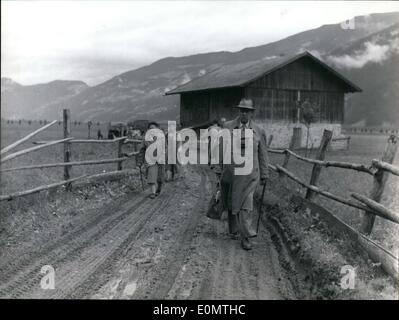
[2,11,398,125]
[1,80,89,119]
[327,23,399,126]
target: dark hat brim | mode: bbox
[235,105,255,110]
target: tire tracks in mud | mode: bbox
[166,168,298,300]
[1,165,299,299]
[0,193,150,298]
[131,166,212,299]
[0,192,146,281]
[63,187,181,299]
[0,166,209,299]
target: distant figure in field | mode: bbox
[97,129,103,140]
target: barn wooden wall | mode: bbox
[247,56,348,92]
[245,88,344,123]
[180,56,347,127]
[180,88,242,127]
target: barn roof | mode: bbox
[165,51,361,95]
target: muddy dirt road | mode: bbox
[0,166,296,299]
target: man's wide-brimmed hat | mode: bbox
[235,98,255,110]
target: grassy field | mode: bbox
[269,134,399,254]
[1,121,138,195]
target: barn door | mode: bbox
[292,127,302,150]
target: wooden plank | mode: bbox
[0,168,140,202]
[124,151,140,157]
[0,175,87,202]
[286,149,374,175]
[372,159,399,176]
[305,129,333,200]
[268,164,277,172]
[72,169,139,186]
[33,136,127,144]
[124,138,143,144]
[275,164,369,211]
[360,135,398,235]
[63,109,72,190]
[1,120,57,155]
[267,148,285,154]
[332,136,351,141]
[267,135,273,148]
[1,138,73,163]
[267,146,374,175]
[0,157,129,173]
[72,137,127,143]
[292,127,302,149]
[352,193,399,224]
[282,130,296,168]
[117,139,123,171]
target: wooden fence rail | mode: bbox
[0,175,88,201]
[351,193,399,224]
[372,159,399,177]
[273,164,371,212]
[286,149,374,175]
[269,130,399,232]
[1,109,144,202]
[0,169,140,202]
[1,120,58,155]
[32,136,127,145]
[269,147,374,175]
[360,135,398,234]
[269,130,399,280]
[1,138,73,163]
[0,157,130,173]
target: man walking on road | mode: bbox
[220,98,269,250]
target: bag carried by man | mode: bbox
[206,183,223,220]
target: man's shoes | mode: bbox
[241,237,252,250]
[149,194,156,199]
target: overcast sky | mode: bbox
[1,1,399,86]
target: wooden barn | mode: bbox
[165,51,361,148]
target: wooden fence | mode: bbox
[268,129,399,279]
[0,109,141,201]
[1,113,398,279]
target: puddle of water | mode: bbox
[92,278,121,299]
[153,247,164,264]
[122,281,137,297]
[181,288,192,298]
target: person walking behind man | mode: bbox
[144,122,165,199]
[165,131,180,181]
[220,98,269,250]
[218,117,226,129]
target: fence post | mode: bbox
[63,109,72,190]
[305,129,333,201]
[282,131,295,170]
[267,134,274,148]
[347,136,351,150]
[360,134,398,235]
[88,121,92,139]
[117,139,123,171]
